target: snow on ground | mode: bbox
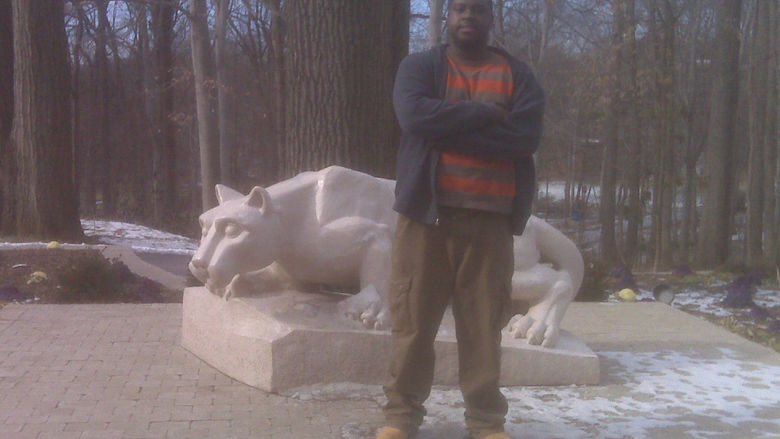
[537,181,602,202]
[80,219,198,254]
[673,287,738,318]
[605,283,780,320]
[0,219,198,255]
[299,348,780,439]
[629,283,779,319]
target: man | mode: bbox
[377,1,545,438]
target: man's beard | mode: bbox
[449,29,489,51]
[452,35,488,51]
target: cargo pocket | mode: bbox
[389,276,412,333]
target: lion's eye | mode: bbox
[224,222,241,238]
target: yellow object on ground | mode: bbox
[375,426,409,439]
[47,241,60,249]
[618,288,637,302]
[27,271,49,284]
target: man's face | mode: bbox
[446,0,493,51]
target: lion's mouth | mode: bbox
[188,262,230,292]
[188,261,208,284]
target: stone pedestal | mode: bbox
[181,287,599,393]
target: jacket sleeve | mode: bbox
[433,63,545,160]
[393,52,500,138]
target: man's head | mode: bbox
[446,0,494,52]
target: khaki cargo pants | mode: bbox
[383,207,514,439]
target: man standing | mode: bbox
[377,1,545,438]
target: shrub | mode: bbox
[54,253,136,303]
[576,254,609,302]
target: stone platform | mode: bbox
[181,287,599,392]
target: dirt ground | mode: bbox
[0,248,182,305]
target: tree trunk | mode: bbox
[133,2,156,222]
[679,0,702,265]
[623,0,641,267]
[11,0,82,240]
[599,0,624,266]
[653,0,676,271]
[77,6,96,216]
[0,0,14,235]
[104,11,141,219]
[71,3,85,223]
[95,0,115,216]
[776,0,780,273]
[429,0,444,48]
[282,0,409,178]
[746,0,768,266]
[190,0,220,210]
[699,0,742,268]
[151,0,177,224]
[762,0,778,265]
[259,0,285,182]
[216,0,235,186]
[494,0,506,47]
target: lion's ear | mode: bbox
[215,184,244,205]
[245,186,273,214]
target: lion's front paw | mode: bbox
[223,274,254,300]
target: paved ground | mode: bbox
[2,301,779,439]
[0,304,384,439]
[1,249,778,439]
[134,253,192,279]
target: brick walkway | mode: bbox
[3,300,779,439]
[0,304,382,439]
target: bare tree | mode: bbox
[598,0,625,265]
[428,0,445,48]
[0,0,14,234]
[762,0,778,265]
[151,0,178,224]
[216,0,235,185]
[746,0,769,265]
[11,0,82,239]
[699,0,742,268]
[190,0,220,210]
[648,0,677,271]
[95,0,115,215]
[622,0,642,267]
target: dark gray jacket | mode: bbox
[391,45,545,235]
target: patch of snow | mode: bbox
[536,181,568,201]
[81,219,197,255]
[674,285,780,318]
[755,288,780,309]
[0,242,94,250]
[0,220,197,256]
[673,288,735,318]
[326,348,780,438]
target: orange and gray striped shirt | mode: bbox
[437,52,516,214]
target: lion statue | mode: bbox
[189,166,582,348]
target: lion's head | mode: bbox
[189,184,282,297]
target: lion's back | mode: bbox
[312,166,397,228]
